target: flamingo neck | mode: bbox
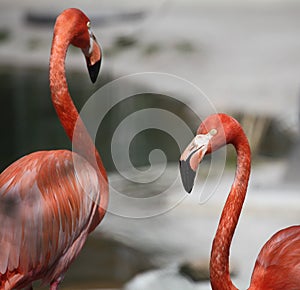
[210,132,251,290]
[49,29,108,230]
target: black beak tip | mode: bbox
[179,160,196,193]
[88,59,101,83]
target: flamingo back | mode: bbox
[0,150,100,288]
[249,225,300,290]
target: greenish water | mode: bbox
[1,65,291,176]
[0,66,198,173]
[0,66,106,171]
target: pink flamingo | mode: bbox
[179,113,300,289]
[0,8,108,289]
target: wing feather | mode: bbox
[250,225,300,289]
[0,150,100,284]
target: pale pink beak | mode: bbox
[179,132,213,193]
[82,32,102,83]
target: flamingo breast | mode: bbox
[0,150,100,288]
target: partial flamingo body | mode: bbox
[179,113,300,289]
[0,8,108,290]
[249,225,300,290]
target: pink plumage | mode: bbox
[0,8,108,289]
[179,113,300,290]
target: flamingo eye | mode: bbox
[210,129,218,136]
[87,21,91,28]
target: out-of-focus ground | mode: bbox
[0,1,300,289]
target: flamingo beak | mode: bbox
[179,133,212,193]
[83,33,102,83]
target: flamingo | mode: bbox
[0,8,108,290]
[179,113,300,289]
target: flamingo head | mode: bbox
[179,113,235,193]
[57,8,102,83]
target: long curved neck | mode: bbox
[210,131,251,290]
[49,29,108,229]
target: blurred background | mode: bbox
[0,0,300,289]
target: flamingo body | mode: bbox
[249,225,300,289]
[0,151,99,289]
[179,113,300,289]
[0,8,108,289]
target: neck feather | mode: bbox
[210,131,251,290]
[49,29,108,227]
